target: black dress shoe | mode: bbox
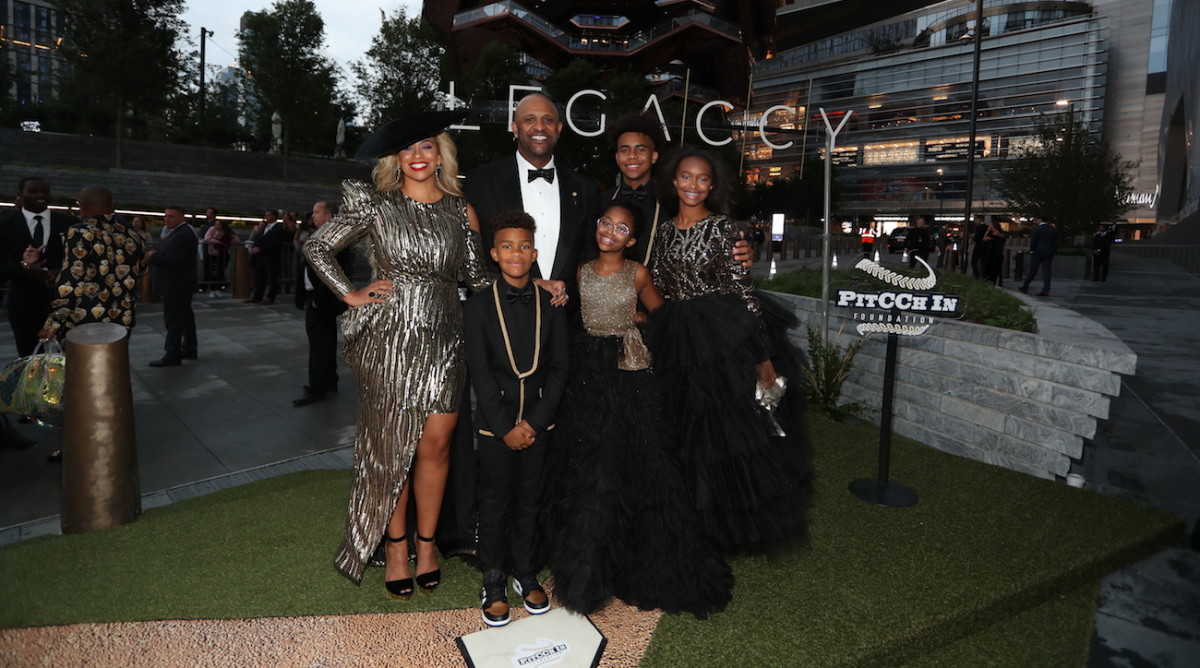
[149,358,182,367]
[292,387,326,407]
[180,352,198,360]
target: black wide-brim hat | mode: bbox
[353,109,470,161]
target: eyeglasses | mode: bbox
[596,217,631,236]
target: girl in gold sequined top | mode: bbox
[303,111,494,595]
[549,202,733,618]
[647,148,814,554]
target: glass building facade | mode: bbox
[0,0,62,107]
[747,0,1161,230]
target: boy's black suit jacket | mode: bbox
[463,281,569,438]
[465,155,599,283]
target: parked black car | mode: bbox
[887,227,912,253]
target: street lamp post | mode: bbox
[959,0,984,273]
[199,27,214,129]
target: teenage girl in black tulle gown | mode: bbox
[549,201,733,618]
[647,147,814,554]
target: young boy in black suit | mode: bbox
[464,210,569,628]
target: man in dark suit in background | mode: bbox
[0,176,72,357]
[905,216,933,268]
[147,206,198,367]
[1019,217,1059,297]
[292,200,354,407]
[1092,223,1116,282]
[246,209,287,305]
[465,92,599,299]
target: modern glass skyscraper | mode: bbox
[749,0,1165,230]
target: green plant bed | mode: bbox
[758,267,1037,333]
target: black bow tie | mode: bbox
[527,167,555,184]
[617,183,647,201]
[505,284,534,305]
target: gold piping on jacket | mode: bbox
[491,281,542,425]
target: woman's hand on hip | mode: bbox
[344,280,394,307]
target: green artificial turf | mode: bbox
[638,416,1181,667]
[902,582,1099,668]
[0,414,1182,667]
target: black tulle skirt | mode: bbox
[646,292,814,554]
[548,334,733,618]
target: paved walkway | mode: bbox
[0,248,1197,665]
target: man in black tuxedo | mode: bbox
[0,177,72,357]
[292,200,354,407]
[438,93,594,558]
[246,209,287,305]
[147,206,198,367]
[465,92,599,298]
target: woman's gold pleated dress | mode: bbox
[304,179,493,582]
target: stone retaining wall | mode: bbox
[768,291,1137,480]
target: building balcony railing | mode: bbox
[452,0,741,54]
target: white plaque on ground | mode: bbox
[456,608,605,668]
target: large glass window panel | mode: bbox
[13,0,30,42]
[1148,35,1167,74]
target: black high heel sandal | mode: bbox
[415,533,442,592]
[384,533,414,601]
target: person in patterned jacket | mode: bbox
[40,186,146,340]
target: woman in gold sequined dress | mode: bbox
[303,111,493,596]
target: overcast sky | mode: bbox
[180,0,425,75]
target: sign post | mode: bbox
[848,322,918,507]
[838,255,961,508]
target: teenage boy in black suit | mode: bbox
[600,113,752,268]
[464,211,568,628]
